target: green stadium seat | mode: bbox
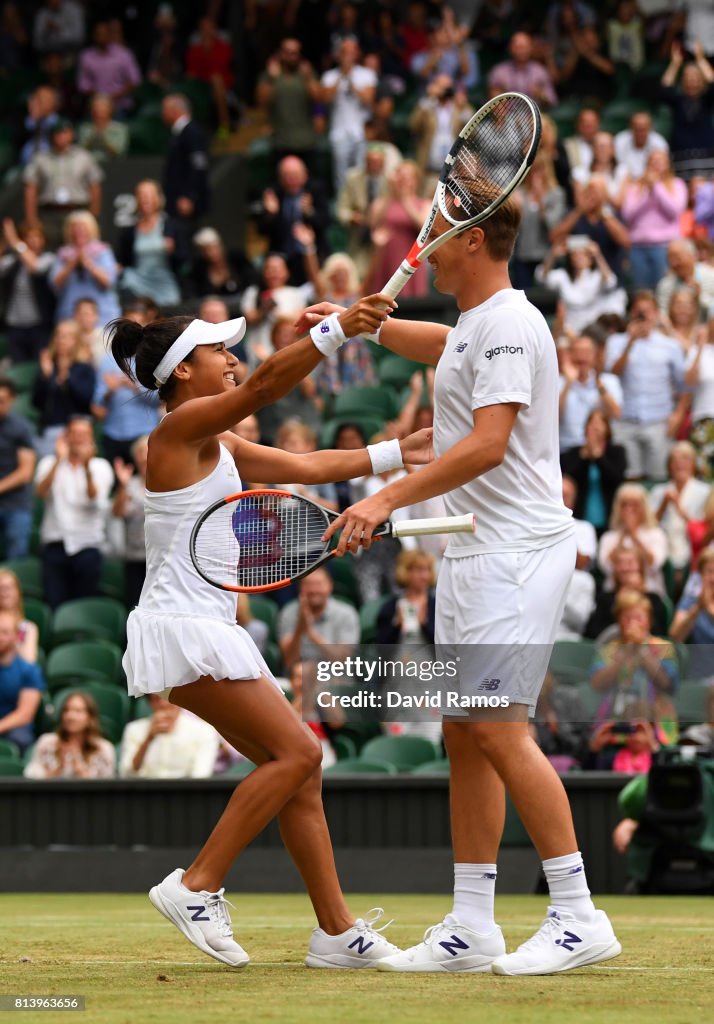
[329,557,361,607]
[0,738,20,759]
[334,721,382,752]
[50,598,127,648]
[46,641,124,693]
[23,597,52,652]
[333,385,400,421]
[332,734,357,760]
[320,415,386,448]
[51,682,130,744]
[360,734,439,771]
[675,681,711,726]
[1,557,43,599]
[131,696,152,719]
[359,596,388,644]
[549,640,596,685]
[263,640,284,676]
[411,757,450,774]
[377,355,425,390]
[576,680,604,718]
[4,361,37,393]
[99,559,126,604]
[323,757,397,774]
[224,759,257,776]
[502,796,531,847]
[128,116,170,156]
[248,594,280,642]
[0,755,24,776]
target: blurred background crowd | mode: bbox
[0,0,713,785]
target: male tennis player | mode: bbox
[299,200,621,975]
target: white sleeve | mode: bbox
[188,722,220,778]
[118,720,146,778]
[600,372,623,407]
[469,310,536,411]
[35,455,56,485]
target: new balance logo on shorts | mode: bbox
[347,936,375,955]
[439,934,470,957]
[555,931,582,952]
[454,341,468,353]
[187,906,210,922]
[479,679,501,691]
[320,323,330,333]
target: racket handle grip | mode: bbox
[391,513,476,538]
[381,260,418,300]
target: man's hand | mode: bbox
[296,591,316,632]
[294,301,346,335]
[323,492,394,555]
[337,293,396,339]
[400,427,434,465]
[262,188,280,215]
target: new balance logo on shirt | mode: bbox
[479,679,501,691]
[455,341,469,353]
[187,905,210,922]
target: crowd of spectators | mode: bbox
[1,1,714,778]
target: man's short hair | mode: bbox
[479,197,522,262]
[0,378,17,397]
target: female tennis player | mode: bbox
[108,298,429,969]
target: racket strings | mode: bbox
[193,493,330,590]
[442,95,537,223]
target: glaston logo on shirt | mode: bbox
[484,345,524,360]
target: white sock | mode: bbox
[452,863,497,933]
[542,851,596,922]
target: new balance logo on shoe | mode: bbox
[555,931,582,952]
[439,935,470,957]
[347,936,375,955]
[187,905,210,922]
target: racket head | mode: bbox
[437,92,541,230]
[190,489,335,593]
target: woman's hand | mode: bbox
[113,457,134,488]
[39,348,53,378]
[400,427,434,465]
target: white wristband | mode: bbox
[310,313,347,356]
[367,438,403,475]
[362,322,383,345]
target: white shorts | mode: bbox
[435,533,576,714]
[123,607,278,699]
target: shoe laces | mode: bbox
[356,907,400,953]
[518,911,566,953]
[204,889,237,940]
[422,918,453,947]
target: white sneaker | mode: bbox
[491,907,621,976]
[148,868,250,968]
[376,914,506,973]
[305,908,403,969]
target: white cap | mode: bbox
[153,317,247,386]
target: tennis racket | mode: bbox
[381,91,541,299]
[190,489,475,593]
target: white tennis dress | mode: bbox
[123,443,275,698]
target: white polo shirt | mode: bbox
[433,288,573,556]
[36,455,114,555]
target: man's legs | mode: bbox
[69,547,103,600]
[41,542,71,610]
[4,508,32,560]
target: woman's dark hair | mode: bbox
[106,315,194,401]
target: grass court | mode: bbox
[1,894,712,1024]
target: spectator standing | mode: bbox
[487,31,557,107]
[91,349,160,465]
[18,86,60,166]
[410,16,479,93]
[559,334,622,451]
[376,549,436,647]
[537,240,623,334]
[336,144,389,277]
[145,4,182,89]
[278,568,360,670]
[0,609,44,754]
[0,380,36,561]
[185,17,235,137]
[256,37,320,164]
[670,546,714,651]
[320,38,377,192]
[31,319,95,457]
[73,297,103,367]
[660,41,714,180]
[598,483,669,595]
[241,253,313,364]
[511,152,567,288]
[24,691,115,778]
[552,178,630,281]
[254,322,322,445]
[650,442,710,583]
[621,151,688,290]
[117,179,185,308]
[367,161,431,299]
[23,120,103,249]
[257,156,329,285]
[607,0,644,72]
[161,94,210,226]
[572,132,627,207]
[409,75,473,194]
[605,291,687,479]
[563,108,600,173]
[656,238,714,317]
[0,218,55,362]
[561,409,627,535]
[77,20,141,117]
[77,94,128,164]
[686,310,714,478]
[614,112,669,181]
[49,211,120,328]
[190,226,257,303]
[32,0,84,56]
[586,545,669,640]
[0,569,38,663]
[557,24,615,105]
[111,435,148,610]
[119,693,219,779]
[35,417,113,609]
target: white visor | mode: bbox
[153,317,247,386]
